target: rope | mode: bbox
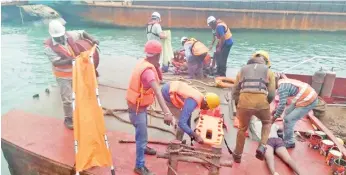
[103,108,176,136]
[167,163,179,175]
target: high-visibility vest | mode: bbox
[185,39,209,57]
[44,34,81,78]
[168,81,203,109]
[278,79,318,107]
[216,19,232,40]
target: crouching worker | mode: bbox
[180,37,210,79]
[232,54,276,163]
[126,40,174,175]
[161,81,220,143]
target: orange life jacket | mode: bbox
[216,19,232,40]
[278,79,318,107]
[126,59,160,110]
[44,34,81,78]
[185,39,209,57]
[169,81,203,109]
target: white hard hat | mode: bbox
[180,36,188,43]
[49,20,65,37]
[152,12,161,19]
[207,16,216,26]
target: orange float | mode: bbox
[215,77,235,88]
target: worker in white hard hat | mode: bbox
[206,16,233,77]
[180,37,211,79]
[44,20,99,129]
[147,12,167,42]
[147,12,168,72]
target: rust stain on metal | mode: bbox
[73,4,346,31]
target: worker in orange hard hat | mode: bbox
[126,40,173,175]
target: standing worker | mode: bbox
[206,16,233,77]
[126,40,174,175]
[161,81,220,144]
[272,73,318,149]
[146,12,167,42]
[44,20,99,129]
[180,37,210,79]
[146,12,168,71]
[232,51,276,163]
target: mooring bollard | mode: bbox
[168,140,182,175]
[209,145,222,175]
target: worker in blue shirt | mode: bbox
[207,16,233,77]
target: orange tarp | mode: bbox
[72,45,113,172]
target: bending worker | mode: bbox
[273,73,318,149]
[161,81,220,144]
[44,20,99,129]
[232,51,275,163]
[206,16,233,77]
[180,37,211,79]
[126,40,173,175]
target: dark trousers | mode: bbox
[216,44,232,77]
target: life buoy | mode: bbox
[215,77,235,88]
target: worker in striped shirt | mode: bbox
[273,73,318,148]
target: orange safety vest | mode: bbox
[216,19,232,40]
[169,81,204,109]
[126,59,160,109]
[185,39,209,57]
[44,34,81,78]
[278,79,318,107]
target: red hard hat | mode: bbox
[145,40,162,56]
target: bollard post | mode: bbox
[208,145,222,175]
[168,140,181,175]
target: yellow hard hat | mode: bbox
[189,38,197,42]
[253,50,271,67]
[204,93,220,109]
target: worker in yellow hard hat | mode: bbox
[252,50,271,68]
[232,53,276,163]
[161,81,220,144]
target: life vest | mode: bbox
[278,79,318,107]
[185,39,209,57]
[44,34,81,78]
[239,57,269,95]
[126,59,160,110]
[146,20,160,38]
[216,19,232,40]
[169,81,203,109]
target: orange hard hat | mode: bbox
[145,40,162,56]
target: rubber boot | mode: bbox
[144,146,156,155]
[255,144,267,161]
[232,152,242,163]
[64,117,73,130]
[134,166,155,175]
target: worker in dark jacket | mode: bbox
[232,51,276,163]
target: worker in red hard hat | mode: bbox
[126,40,173,175]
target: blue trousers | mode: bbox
[129,108,148,168]
[283,99,318,144]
